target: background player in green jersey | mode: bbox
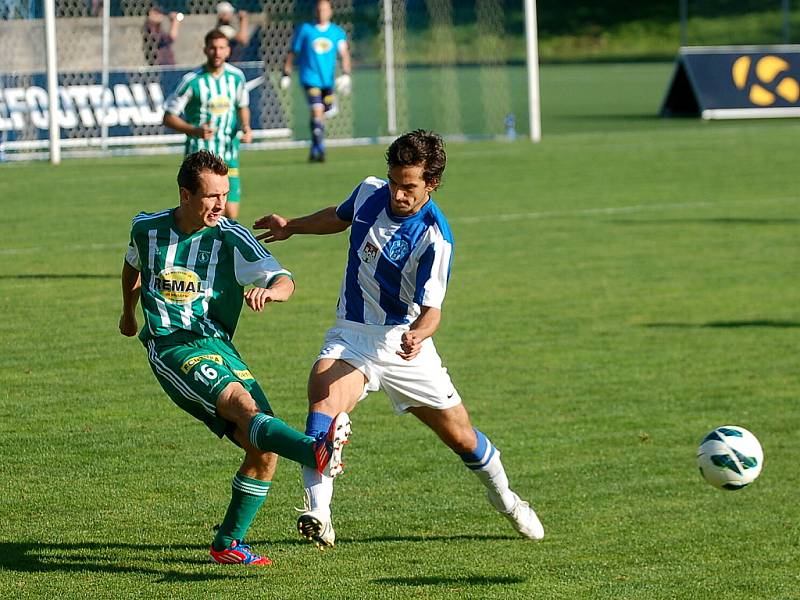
[163,30,252,220]
[119,150,351,566]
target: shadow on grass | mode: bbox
[0,273,117,280]
[374,575,527,586]
[0,541,247,582]
[642,320,800,329]
[245,532,519,548]
[341,533,519,544]
[609,217,800,226]
[564,113,662,123]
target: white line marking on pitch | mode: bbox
[450,197,797,225]
[0,197,796,256]
[0,242,123,256]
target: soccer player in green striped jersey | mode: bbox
[119,151,351,566]
[163,29,252,220]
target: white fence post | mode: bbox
[524,0,541,142]
[44,0,60,164]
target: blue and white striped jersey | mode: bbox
[334,177,454,326]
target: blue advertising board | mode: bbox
[660,45,800,119]
[0,62,283,143]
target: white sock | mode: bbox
[471,451,518,512]
[302,465,334,519]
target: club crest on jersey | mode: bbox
[208,95,232,116]
[387,239,410,262]
[360,241,379,264]
[197,251,211,264]
[154,266,206,304]
[312,38,333,54]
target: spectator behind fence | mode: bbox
[1,0,41,19]
[215,2,251,62]
[142,4,182,66]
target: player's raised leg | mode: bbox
[409,403,544,540]
[217,381,351,477]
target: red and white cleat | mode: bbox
[314,412,352,478]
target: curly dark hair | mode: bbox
[386,130,446,187]
[177,150,228,193]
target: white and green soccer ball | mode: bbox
[697,425,763,490]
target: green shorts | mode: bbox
[183,140,241,203]
[228,166,241,204]
[226,143,241,203]
[143,332,272,440]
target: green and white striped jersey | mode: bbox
[164,63,249,163]
[125,209,290,342]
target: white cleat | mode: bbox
[297,510,336,549]
[490,491,545,540]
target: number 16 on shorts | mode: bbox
[194,362,219,386]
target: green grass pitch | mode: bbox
[1,63,799,599]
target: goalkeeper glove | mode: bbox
[335,73,352,96]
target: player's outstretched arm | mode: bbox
[167,12,181,41]
[335,42,352,95]
[163,112,215,140]
[254,206,349,243]
[280,51,294,90]
[236,10,250,45]
[237,106,252,143]
[244,275,294,312]
[119,260,141,337]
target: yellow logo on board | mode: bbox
[208,95,232,116]
[155,267,206,305]
[732,55,800,106]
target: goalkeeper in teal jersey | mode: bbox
[119,150,351,566]
[280,0,351,162]
[164,29,251,221]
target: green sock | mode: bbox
[212,473,271,551]
[248,413,317,468]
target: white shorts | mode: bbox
[316,319,462,414]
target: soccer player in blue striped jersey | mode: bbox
[254,130,544,548]
[163,29,251,220]
[119,151,351,566]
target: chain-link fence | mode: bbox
[4,1,799,160]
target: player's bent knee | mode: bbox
[217,381,260,426]
[217,380,249,406]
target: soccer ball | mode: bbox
[697,425,763,490]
